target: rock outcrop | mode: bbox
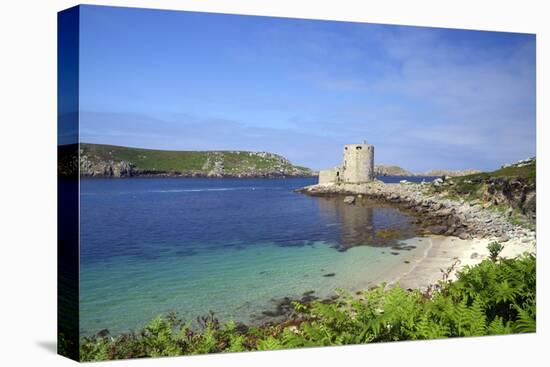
[80,155,135,177]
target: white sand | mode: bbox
[389,234,536,290]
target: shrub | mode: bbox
[487,241,505,261]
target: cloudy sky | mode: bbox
[78,5,536,172]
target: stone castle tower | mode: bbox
[318,140,374,184]
[341,141,374,183]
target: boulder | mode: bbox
[458,232,471,240]
[343,196,356,204]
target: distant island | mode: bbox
[75,143,315,178]
[374,164,481,177]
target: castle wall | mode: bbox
[319,167,340,184]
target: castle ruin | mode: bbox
[319,141,374,184]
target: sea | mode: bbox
[79,176,436,336]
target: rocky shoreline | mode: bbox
[254,176,537,326]
[296,180,536,244]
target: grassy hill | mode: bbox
[78,143,314,178]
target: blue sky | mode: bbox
[78,5,536,172]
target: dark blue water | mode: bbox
[79,177,434,335]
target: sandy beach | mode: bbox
[391,234,536,290]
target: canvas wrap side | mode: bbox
[57,5,80,362]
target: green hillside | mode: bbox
[78,143,314,178]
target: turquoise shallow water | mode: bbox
[79,177,430,336]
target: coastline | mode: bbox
[296,180,536,292]
[80,178,537,337]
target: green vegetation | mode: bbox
[81,143,207,172]
[79,143,313,176]
[466,162,536,185]
[429,158,535,199]
[451,159,535,196]
[488,241,505,262]
[78,252,535,361]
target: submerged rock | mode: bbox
[301,294,319,303]
[96,329,110,338]
[391,244,417,251]
[262,297,293,317]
